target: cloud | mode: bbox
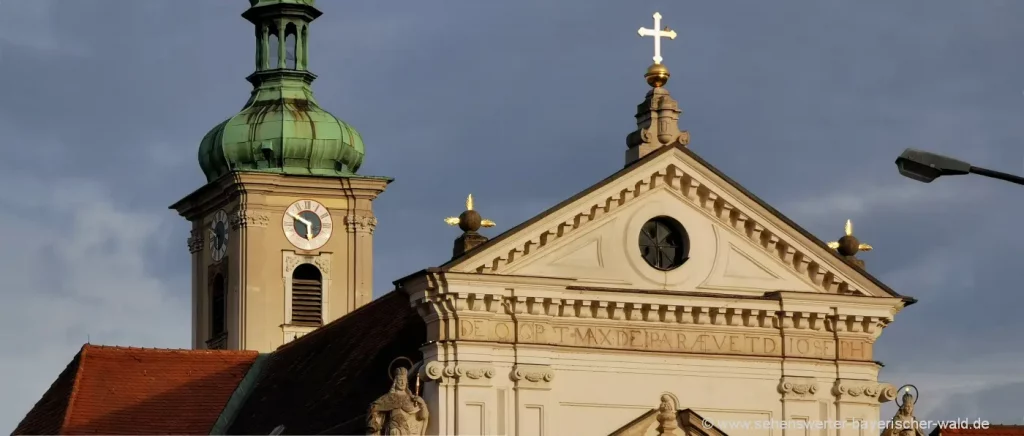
[0,0,89,57]
[0,172,189,428]
[884,353,1024,423]
[780,179,977,222]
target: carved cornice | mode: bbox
[832,379,897,404]
[344,215,378,234]
[413,292,889,335]
[187,228,204,254]
[511,365,554,389]
[422,361,496,386]
[230,210,269,229]
[456,160,869,296]
[411,290,885,361]
[778,377,819,400]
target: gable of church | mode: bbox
[609,405,731,436]
[443,145,902,299]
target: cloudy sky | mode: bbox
[1,0,1022,430]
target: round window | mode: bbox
[638,216,689,271]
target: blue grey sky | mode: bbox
[1,0,1022,430]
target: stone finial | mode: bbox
[826,219,873,268]
[445,194,495,258]
[625,76,690,165]
[655,394,679,435]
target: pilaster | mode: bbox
[423,361,500,435]
[779,376,826,436]
[832,379,897,436]
[344,214,377,310]
[511,364,555,436]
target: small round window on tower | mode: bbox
[638,216,689,271]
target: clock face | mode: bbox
[282,199,332,250]
[209,209,229,262]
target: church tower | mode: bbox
[170,0,389,352]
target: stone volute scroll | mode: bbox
[444,194,496,259]
[626,12,690,166]
[366,358,429,436]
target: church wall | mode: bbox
[405,271,899,436]
[417,338,893,436]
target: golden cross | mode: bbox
[638,12,677,65]
[827,219,873,252]
[444,194,496,228]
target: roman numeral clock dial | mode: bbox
[282,199,333,251]
[209,209,229,262]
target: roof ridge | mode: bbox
[81,343,258,355]
[59,345,88,434]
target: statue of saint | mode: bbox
[884,390,920,436]
[367,367,429,435]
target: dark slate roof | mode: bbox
[931,426,1024,436]
[226,290,426,435]
[12,345,257,435]
[433,143,912,303]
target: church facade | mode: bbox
[14,2,916,435]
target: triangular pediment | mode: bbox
[608,407,730,436]
[443,145,900,299]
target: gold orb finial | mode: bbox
[827,219,873,257]
[444,194,496,233]
[645,63,670,87]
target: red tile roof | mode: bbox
[932,426,1024,436]
[227,290,426,435]
[13,344,258,435]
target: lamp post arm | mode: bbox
[968,166,1024,186]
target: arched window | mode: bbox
[268,30,280,69]
[211,274,226,337]
[284,23,297,69]
[291,264,322,326]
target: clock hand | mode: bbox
[306,227,313,240]
[287,211,311,225]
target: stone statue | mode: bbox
[367,367,429,435]
[884,390,920,436]
[655,394,679,435]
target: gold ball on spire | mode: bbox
[645,63,670,87]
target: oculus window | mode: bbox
[639,216,689,270]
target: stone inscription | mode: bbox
[457,319,872,361]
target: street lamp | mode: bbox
[895,148,1024,186]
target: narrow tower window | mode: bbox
[268,31,280,69]
[285,23,297,69]
[291,264,323,326]
[211,273,226,338]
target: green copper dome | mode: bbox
[198,0,364,182]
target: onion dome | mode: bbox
[198,0,364,182]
